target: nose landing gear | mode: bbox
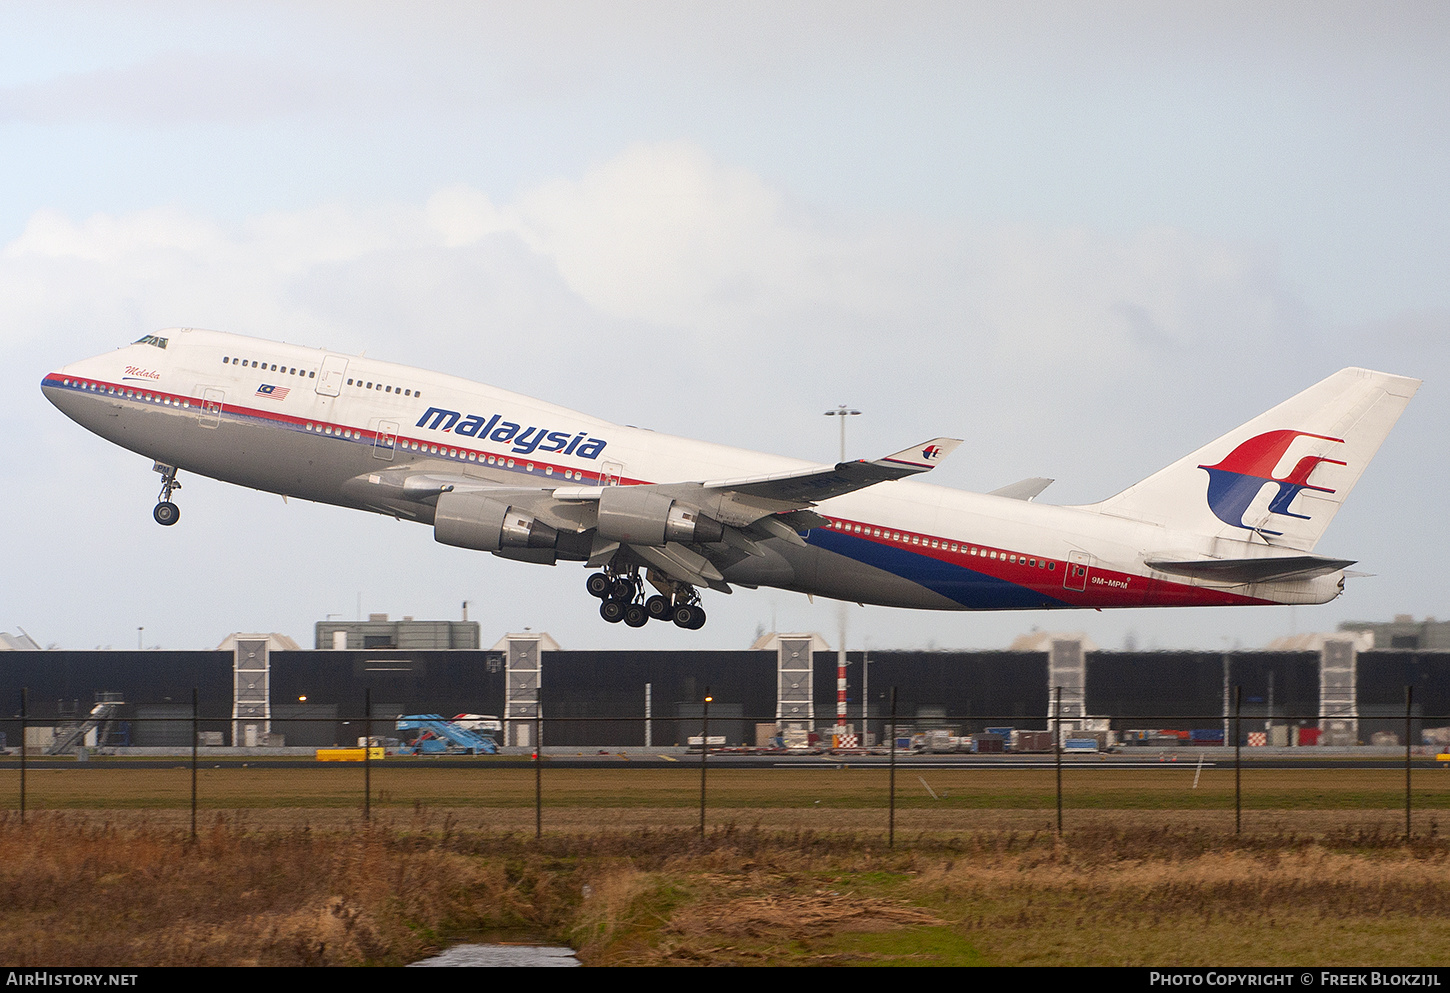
[152,462,181,526]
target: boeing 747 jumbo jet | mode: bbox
[43,329,1418,631]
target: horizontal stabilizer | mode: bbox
[989,477,1053,501]
[1145,554,1356,584]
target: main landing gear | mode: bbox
[585,568,707,630]
[152,462,181,526]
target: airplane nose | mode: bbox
[41,353,115,414]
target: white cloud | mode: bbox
[0,141,1325,416]
[6,206,221,262]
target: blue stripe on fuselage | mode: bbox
[807,528,1071,609]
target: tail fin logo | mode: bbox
[1198,430,1346,535]
[922,444,942,461]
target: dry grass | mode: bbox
[3,763,1449,965]
[0,811,586,966]
[3,812,1449,966]
[909,824,1450,966]
[564,823,1450,966]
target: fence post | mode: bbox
[1234,685,1242,835]
[1054,685,1062,836]
[534,681,543,841]
[19,687,26,823]
[1406,685,1414,841]
[364,688,371,822]
[699,689,711,839]
[191,688,198,839]
[888,686,898,849]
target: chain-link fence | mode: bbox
[4,683,1446,845]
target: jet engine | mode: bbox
[433,490,558,552]
[595,486,724,546]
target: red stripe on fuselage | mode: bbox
[817,516,1271,608]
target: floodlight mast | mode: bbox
[824,405,861,739]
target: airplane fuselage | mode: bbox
[45,328,1396,624]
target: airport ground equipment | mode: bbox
[47,692,124,754]
[395,715,498,755]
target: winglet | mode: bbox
[989,477,1054,502]
[874,437,962,474]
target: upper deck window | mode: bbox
[133,334,168,349]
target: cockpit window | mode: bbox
[133,334,168,349]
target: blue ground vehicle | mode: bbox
[394,715,498,755]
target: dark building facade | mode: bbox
[1,646,1446,748]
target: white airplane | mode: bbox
[43,328,1418,631]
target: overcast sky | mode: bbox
[4,1,1446,653]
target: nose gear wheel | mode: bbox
[152,463,181,527]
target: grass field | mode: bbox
[2,762,1445,815]
[3,764,1448,966]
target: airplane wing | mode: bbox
[694,436,963,518]
[553,436,962,528]
[345,436,961,591]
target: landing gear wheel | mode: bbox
[645,595,672,621]
[673,604,704,629]
[586,573,612,599]
[623,603,648,628]
[600,599,626,623]
[152,463,181,526]
[610,577,636,602]
[688,605,707,630]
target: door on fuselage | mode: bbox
[316,355,348,397]
[1064,550,1091,592]
[199,388,224,429]
[372,420,398,461]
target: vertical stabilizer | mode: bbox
[1086,368,1420,551]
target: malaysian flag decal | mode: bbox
[256,384,290,400]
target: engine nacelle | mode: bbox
[434,490,558,552]
[595,486,724,546]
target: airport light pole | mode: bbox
[699,691,712,838]
[824,405,860,740]
[824,405,860,464]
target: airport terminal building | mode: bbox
[2,614,1447,751]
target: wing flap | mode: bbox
[630,542,732,593]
